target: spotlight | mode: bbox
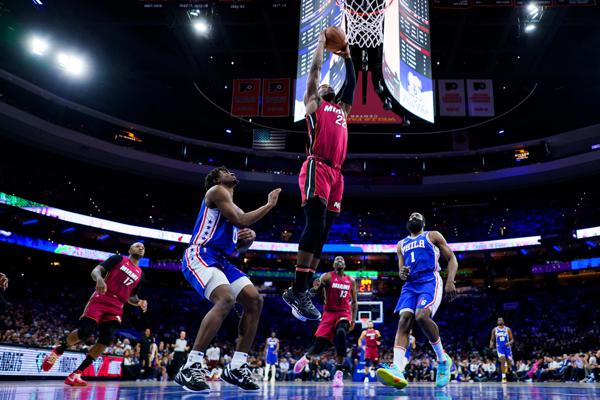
[527,3,539,16]
[394,134,401,138]
[28,36,49,56]
[524,24,536,33]
[56,52,87,77]
[192,20,210,34]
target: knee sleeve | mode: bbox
[334,320,350,357]
[307,336,331,356]
[97,321,119,346]
[298,199,327,254]
[77,317,98,340]
[313,212,336,259]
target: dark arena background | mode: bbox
[1,0,600,399]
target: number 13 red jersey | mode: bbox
[324,271,354,313]
[306,101,348,167]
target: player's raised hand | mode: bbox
[0,273,8,291]
[267,188,282,208]
[399,266,410,280]
[96,277,107,294]
[237,228,256,243]
[138,299,148,313]
[445,281,457,302]
[334,42,351,59]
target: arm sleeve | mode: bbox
[339,58,356,105]
[131,273,144,297]
[100,255,123,271]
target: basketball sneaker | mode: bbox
[174,363,210,393]
[376,364,408,390]
[332,370,344,387]
[64,372,87,387]
[41,347,62,372]
[435,353,453,388]
[283,287,321,321]
[293,355,309,374]
[222,363,259,391]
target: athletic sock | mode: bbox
[75,355,94,374]
[393,346,407,371]
[293,267,310,292]
[230,351,249,369]
[184,350,204,368]
[305,270,315,289]
[430,338,445,362]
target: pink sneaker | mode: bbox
[293,356,308,374]
[64,372,87,387]
[332,370,344,387]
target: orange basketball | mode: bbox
[324,26,347,52]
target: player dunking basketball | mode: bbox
[490,317,514,383]
[175,166,280,393]
[378,213,458,389]
[293,256,358,388]
[283,29,356,321]
[358,320,381,371]
[41,242,148,386]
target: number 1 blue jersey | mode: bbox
[399,231,440,283]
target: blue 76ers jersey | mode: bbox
[399,231,440,283]
[190,199,238,256]
[495,326,511,350]
[267,338,278,356]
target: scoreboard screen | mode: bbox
[382,0,435,122]
[358,278,373,295]
[293,0,346,121]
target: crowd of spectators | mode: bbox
[1,276,599,383]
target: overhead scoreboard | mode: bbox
[383,0,434,122]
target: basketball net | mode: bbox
[337,0,394,48]
[360,317,369,330]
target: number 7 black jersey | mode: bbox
[96,255,143,306]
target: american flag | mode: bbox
[252,129,287,150]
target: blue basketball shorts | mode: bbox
[394,272,443,318]
[497,346,513,360]
[182,245,252,301]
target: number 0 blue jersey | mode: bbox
[399,231,440,283]
[189,199,238,257]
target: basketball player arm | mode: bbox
[339,54,356,116]
[208,185,280,228]
[304,31,326,115]
[489,329,496,349]
[350,278,358,331]
[396,244,409,280]
[429,231,458,301]
[508,328,514,347]
[127,282,148,312]
[358,330,366,347]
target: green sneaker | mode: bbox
[376,364,408,390]
[435,353,452,388]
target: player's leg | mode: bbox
[178,249,234,392]
[42,316,97,372]
[284,190,328,320]
[378,285,416,389]
[413,274,450,388]
[65,320,119,386]
[309,210,337,273]
[498,353,508,382]
[222,267,261,391]
[263,361,270,381]
[294,312,335,374]
[332,319,350,387]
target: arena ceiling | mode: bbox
[0,0,599,152]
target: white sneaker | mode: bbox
[363,377,369,383]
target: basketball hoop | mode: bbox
[337,0,394,48]
[360,317,369,330]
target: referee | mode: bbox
[171,331,189,377]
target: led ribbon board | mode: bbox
[1,192,550,253]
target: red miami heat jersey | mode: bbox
[94,255,143,307]
[365,328,380,348]
[306,100,348,167]
[324,271,354,313]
